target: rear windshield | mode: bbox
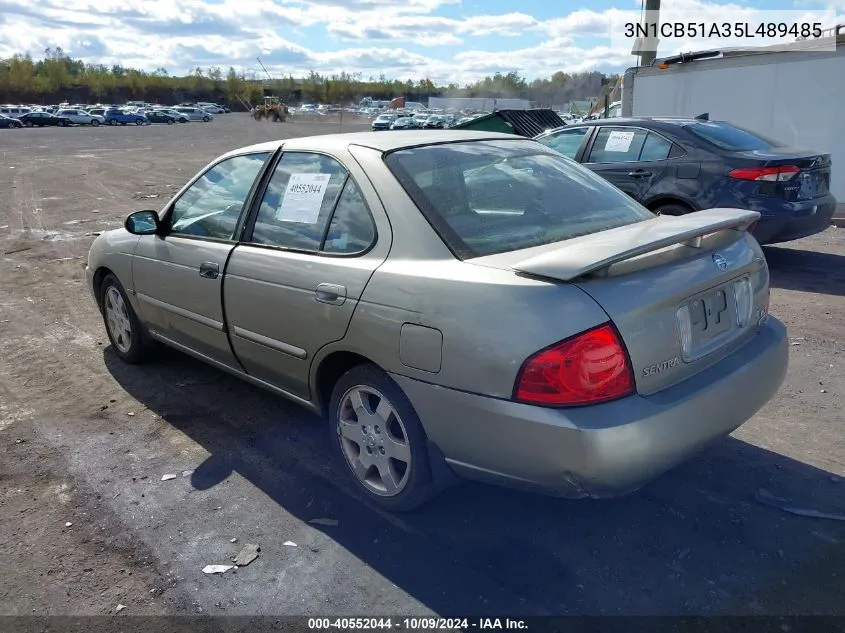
[683,121,784,151]
[384,139,653,258]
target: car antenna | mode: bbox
[695,112,709,121]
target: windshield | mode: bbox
[385,139,653,259]
[683,121,784,151]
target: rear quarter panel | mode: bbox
[323,145,610,399]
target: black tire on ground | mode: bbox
[203,116,210,122]
[180,118,188,123]
[25,121,33,127]
[653,202,693,216]
[167,119,174,125]
[91,119,100,126]
[328,363,435,512]
[135,119,144,125]
[99,273,157,364]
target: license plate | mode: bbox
[681,284,738,358]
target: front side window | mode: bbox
[385,139,653,258]
[536,127,589,159]
[169,152,270,239]
[250,152,348,251]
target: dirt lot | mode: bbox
[1,114,845,620]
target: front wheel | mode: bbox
[91,119,100,126]
[329,363,435,512]
[179,117,188,123]
[167,119,174,125]
[25,121,33,127]
[135,119,144,125]
[100,274,156,364]
[203,116,211,122]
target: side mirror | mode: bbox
[125,210,160,235]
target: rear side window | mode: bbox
[683,121,784,151]
[385,139,653,259]
[587,127,648,163]
[250,152,348,252]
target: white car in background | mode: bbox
[173,106,213,122]
[56,108,106,126]
[197,102,226,114]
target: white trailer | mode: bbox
[622,28,845,219]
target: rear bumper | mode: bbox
[752,194,837,244]
[392,318,788,498]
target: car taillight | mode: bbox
[514,323,635,407]
[728,165,799,182]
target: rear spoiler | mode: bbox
[512,208,760,282]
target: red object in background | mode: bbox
[390,96,406,109]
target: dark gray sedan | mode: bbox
[535,117,836,245]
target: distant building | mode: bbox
[428,97,531,111]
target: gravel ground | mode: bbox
[1,114,844,620]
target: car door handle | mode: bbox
[315,283,347,305]
[627,169,653,178]
[199,262,219,279]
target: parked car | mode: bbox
[87,107,107,117]
[86,131,787,511]
[423,115,445,129]
[154,108,189,123]
[0,105,32,119]
[198,102,226,114]
[56,108,105,126]
[19,112,73,127]
[173,107,213,122]
[0,113,22,128]
[534,117,837,245]
[144,110,177,124]
[390,117,414,130]
[371,114,397,131]
[104,108,148,126]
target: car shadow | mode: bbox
[764,246,845,297]
[104,348,845,616]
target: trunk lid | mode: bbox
[728,149,832,202]
[477,209,770,395]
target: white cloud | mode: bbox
[0,0,838,84]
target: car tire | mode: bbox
[99,274,156,364]
[203,116,211,122]
[135,119,143,125]
[91,119,100,126]
[109,120,117,126]
[167,119,174,125]
[653,202,692,216]
[328,363,435,512]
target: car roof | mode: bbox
[537,116,718,138]
[232,130,526,158]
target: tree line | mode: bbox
[0,48,618,109]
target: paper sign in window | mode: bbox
[275,173,331,223]
[605,130,635,153]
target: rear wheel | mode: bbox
[203,116,211,122]
[329,363,435,512]
[167,119,174,125]
[25,121,33,127]
[91,119,100,126]
[653,202,692,216]
[135,119,144,126]
[99,274,156,364]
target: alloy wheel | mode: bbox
[104,286,132,353]
[337,386,412,497]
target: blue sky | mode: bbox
[0,0,842,82]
